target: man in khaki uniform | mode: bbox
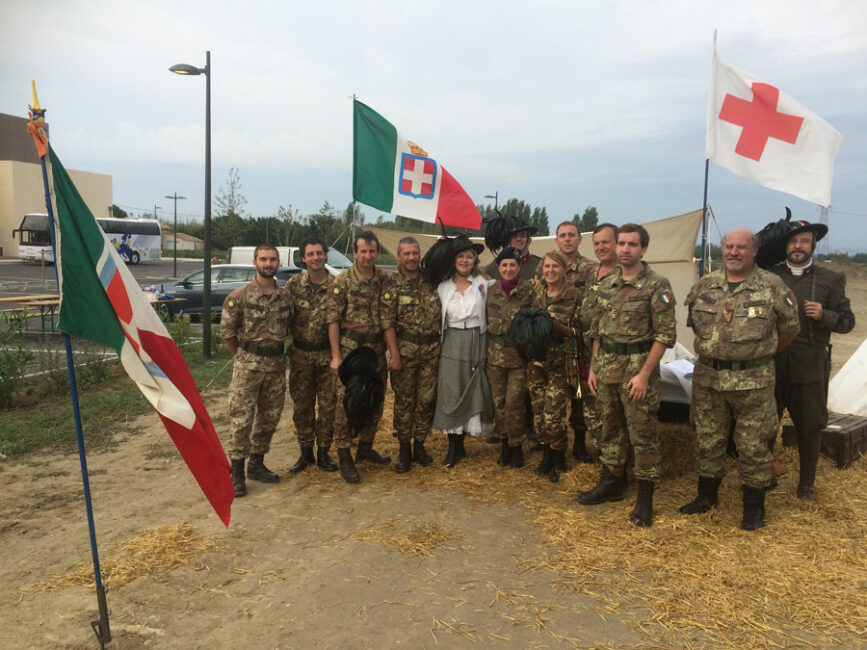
[327,230,390,483]
[381,237,442,472]
[579,224,677,527]
[579,223,619,453]
[221,244,292,497]
[680,229,799,530]
[286,236,338,474]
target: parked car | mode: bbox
[164,264,299,319]
[227,246,352,276]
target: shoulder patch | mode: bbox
[383,292,391,300]
[660,291,673,304]
[227,299,235,308]
[333,287,341,295]
[785,294,794,307]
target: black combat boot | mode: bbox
[630,479,655,527]
[578,466,625,505]
[679,476,722,514]
[549,449,568,483]
[395,442,412,473]
[534,445,553,476]
[742,486,766,530]
[231,459,246,497]
[442,434,458,467]
[796,431,820,502]
[289,447,315,474]
[455,434,467,460]
[572,428,593,463]
[247,454,280,483]
[497,438,511,467]
[412,439,433,467]
[509,444,524,469]
[337,448,360,483]
[316,446,338,472]
[356,442,391,465]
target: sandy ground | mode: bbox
[1,262,865,649]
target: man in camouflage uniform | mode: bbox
[579,223,619,455]
[679,229,800,530]
[381,237,442,473]
[286,236,338,475]
[221,244,292,497]
[327,230,390,483]
[579,223,676,527]
[486,247,535,468]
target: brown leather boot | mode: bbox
[337,448,360,483]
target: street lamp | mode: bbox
[170,51,212,360]
[484,192,498,211]
[164,193,187,278]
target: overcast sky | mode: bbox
[2,0,866,252]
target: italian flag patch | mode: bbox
[785,294,794,306]
[660,291,673,304]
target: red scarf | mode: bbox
[499,277,519,297]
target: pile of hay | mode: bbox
[39,522,222,591]
[350,392,867,648]
[341,517,460,557]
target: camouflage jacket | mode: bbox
[687,266,799,391]
[579,262,613,347]
[590,263,677,384]
[286,271,334,364]
[486,280,534,368]
[532,281,581,367]
[380,270,441,361]
[220,280,292,371]
[326,263,388,351]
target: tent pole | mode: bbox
[700,158,709,277]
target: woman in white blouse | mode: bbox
[423,236,495,467]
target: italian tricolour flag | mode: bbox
[353,100,481,230]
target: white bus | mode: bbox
[13,214,162,264]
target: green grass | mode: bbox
[0,347,234,458]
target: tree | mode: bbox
[214,166,248,249]
[530,206,549,236]
[573,206,599,233]
[109,204,128,219]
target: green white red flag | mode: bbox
[47,146,234,526]
[353,100,482,229]
[706,52,843,206]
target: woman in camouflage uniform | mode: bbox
[485,247,535,468]
[528,251,582,483]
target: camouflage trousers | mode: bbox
[288,349,336,449]
[693,383,775,489]
[581,389,603,447]
[333,346,387,450]
[227,364,286,461]
[390,357,438,444]
[597,376,661,481]
[527,358,570,452]
[486,363,527,447]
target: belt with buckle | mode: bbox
[600,339,652,355]
[239,340,284,357]
[697,356,771,371]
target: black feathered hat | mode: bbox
[507,308,554,363]
[421,235,483,286]
[756,207,828,269]
[484,212,537,254]
[494,246,522,265]
[339,346,385,434]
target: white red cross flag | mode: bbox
[706,52,843,206]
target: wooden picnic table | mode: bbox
[0,293,58,304]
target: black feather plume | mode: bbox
[755,206,795,269]
[484,211,512,254]
[339,347,384,434]
[508,308,554,363]
[421,237,456,286]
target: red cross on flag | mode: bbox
[706,53,843,206]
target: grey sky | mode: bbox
[2,0,866,252]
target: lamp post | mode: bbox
[170,51,212,360]
[484,192,498,211]
[164,193,186,277]
[153,204,162,221]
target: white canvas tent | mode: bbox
[369,208,704,352]
[828,338,867,417]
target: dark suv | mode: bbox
[164,264,298,319]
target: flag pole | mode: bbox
[700,30,718,277]
[28,83,112,648]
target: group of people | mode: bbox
[220,211,853,532]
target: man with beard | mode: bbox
[679,229,799,530]
[221,244,292,497]
[767,221,855,501]
[381,237,442,472]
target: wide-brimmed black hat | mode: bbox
[756,207,829,269]
[451,235,485,256]
[484,213,538,253]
